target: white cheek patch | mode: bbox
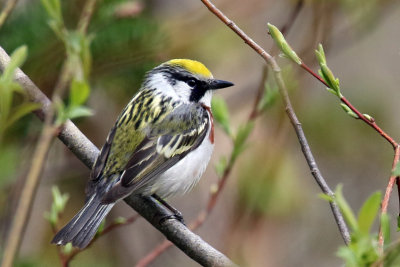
[200,90,212,107]
[145,72,212,106]
[146,73,178,99]
[173,81,191,103]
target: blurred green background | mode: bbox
[1,0,400,266]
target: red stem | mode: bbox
[134,1,307,265]
[303,60,400,248]
[301,63,328,86]
[379,145,400,248]
[135,240,172,267]
[301,62,398,149]
[340,97,398,149]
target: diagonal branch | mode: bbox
[0,46,236,267]
[200,0,351,245]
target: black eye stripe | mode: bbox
[170,72,198,84]
[152,66,208,102]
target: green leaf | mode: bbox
[47,19,65,40]
[214,156,228,178]
[66,105,93,120]
[97,219,106,235]
[326,88,338,97]
[5,102,41,130]
[381,213,390,246]
[337,246,358,267]
[0,145,18,186]
[315,44,326,65]
[320,63,341,95]
[232,122,254,161]
[211,96,231,135]
[69,79,90,106]
[397,215,400,232]
[44,186,69,226]
[362,114,374,122]
[257,82,278,111]
[392,162,400,177]
[335,184,358,232]
[318,193,334,202]
[340,103,358,119]
[268,23,302,65]
[113,217,127,225]
[61,243,73,255]
[51,186,69,213]
[357,191,381,234]
[44,211,56,227]
[54,98,67,125]
[2,46,28,82]
[66,31,82,55]
[41,0,63,25]
[315,44,342,98]
[80,34,93,78]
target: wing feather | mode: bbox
[101,103,210,202]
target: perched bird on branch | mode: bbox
[52,59,233,249]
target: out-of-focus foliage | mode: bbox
[1,0,400,266]
[0,0,166,179]
[321,186,383,266]
[338,0,379,28]
[237,151,301,217]
[257,80,279,113]
[40,0,94,124]
[44,186,69,228]
[0,0,166,103]
[212,96,254,178]
[212,96,231,136]
[0,46,39,142]
[0,2,166,264]
[0,46,40,186]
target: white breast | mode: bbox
[148,123,214,199]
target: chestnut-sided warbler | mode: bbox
[52,59,233,249]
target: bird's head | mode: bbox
[143,59,234,106]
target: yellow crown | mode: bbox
[167,59,213,78]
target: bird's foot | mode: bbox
[152,194,186,225]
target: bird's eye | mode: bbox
[187,79,196,88]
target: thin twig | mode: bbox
[280,0,304,36]
[200,0,351,244]
[125,195,237,267]
[300,62,398,149]
[135,240,172,267]
[1,124,58,267]
[77,0,97,34]
[302,58,400,247]
[134,2,307,265]
[249,67,268,120]
[379,145,400,249]
[0,45,237,267]
[1,36,74,267]
[1,1,99,265]
[0,0,19,29]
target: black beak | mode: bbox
[208,79,234,90]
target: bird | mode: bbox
[51,59,234,249]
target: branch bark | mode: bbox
[0,46,236,267]
[200,0,351,245]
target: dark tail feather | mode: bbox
[51,194,114,249]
